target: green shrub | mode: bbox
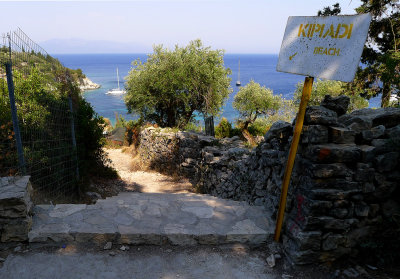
[125,119,143,147]
[183,121,203,133]
[248,118,269,136]
[215,117,232,138]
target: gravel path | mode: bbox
[104,148,194,194]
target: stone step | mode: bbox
[29,192,273,246]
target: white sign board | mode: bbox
[276,14,371,82]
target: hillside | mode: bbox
[0,46,99,92]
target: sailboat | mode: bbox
[106,68,126,94]
[236,59,241,86]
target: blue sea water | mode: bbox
[54,53,380,125]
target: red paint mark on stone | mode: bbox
[318,148,331,161]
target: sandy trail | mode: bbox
[104,148,193,193]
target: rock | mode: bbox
[266,254,276,267]
[330,208,349,219]
[304,144,361,163]
[310,163,352,178]
[264,121,292,142]
[361,125,385,142]
[302,125,329,144]
[358,145,376,163]
[382,199,400,219]
[371,107,400,128]
[371,139,392,154]
[282,275,293,279]
[321,95,350,116]
[366,264,378,270]
[330,127,355,144]
[355,265,369,277]
[374,152,399,172]
[120,245,129,251]
[342,267,360,278]
[86,192,101,202]
[322,233,345,251]
[103,242,112,250]
[14,246,21,252]
[354,163,374,182]
[339,112,372,132]
[78,77,101,91]
[305,106,338,126]
[284,230,322,251]
[0,257,5,263]
[109,251,116,256]
[386,124,400,138]
[354,202,369,217]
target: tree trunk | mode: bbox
[381,82,392,108]
[167,108,176,127]
[241,120,256,146]
[242,128,256,146]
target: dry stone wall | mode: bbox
[0,176,33,242]
[137,98,400,265]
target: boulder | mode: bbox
[329,127,356,144]
[305,106,338,126]
[374,152,399,172]
[371,107,400,128]
[386,124,400,139]
[321,95,350,116]
[361,125,385,142]
[264,121,292,142]
[304,144,361,163]
[302,125,329,144]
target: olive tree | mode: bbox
[233,80,281,144]
[125,40,232,128]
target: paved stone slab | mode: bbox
[29,192,273,246]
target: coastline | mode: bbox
[79,76,101,92]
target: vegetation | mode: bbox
[215,117,233,138]
[125,39,232,128]
[318,2,400,107]
[233,80,281,144]
[293,79,369,112]
[0,53,115,197]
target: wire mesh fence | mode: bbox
[0,28,79,202]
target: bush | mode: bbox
[124,119,143,147]
[183,121,203,133]
[294,79,368,112]
[215,117,232,138]
[248,119,269,136]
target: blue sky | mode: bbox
[0,0,362,54]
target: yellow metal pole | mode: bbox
[274,76,314,242]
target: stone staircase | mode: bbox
[29,192,273,246]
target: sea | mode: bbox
[54,53,381,125]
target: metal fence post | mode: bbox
[68,95,79,181]
[5,62,26,175]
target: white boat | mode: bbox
[236,59,241,86]
[107,68,126,94]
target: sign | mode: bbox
[276,14,371,82]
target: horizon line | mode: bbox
[50,52,280,55]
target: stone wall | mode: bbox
[283,104,400,264]
[137,98,400,264]
[0,176,33,242]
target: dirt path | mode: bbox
[104,148,193,194]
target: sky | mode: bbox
[0,0,362,54]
